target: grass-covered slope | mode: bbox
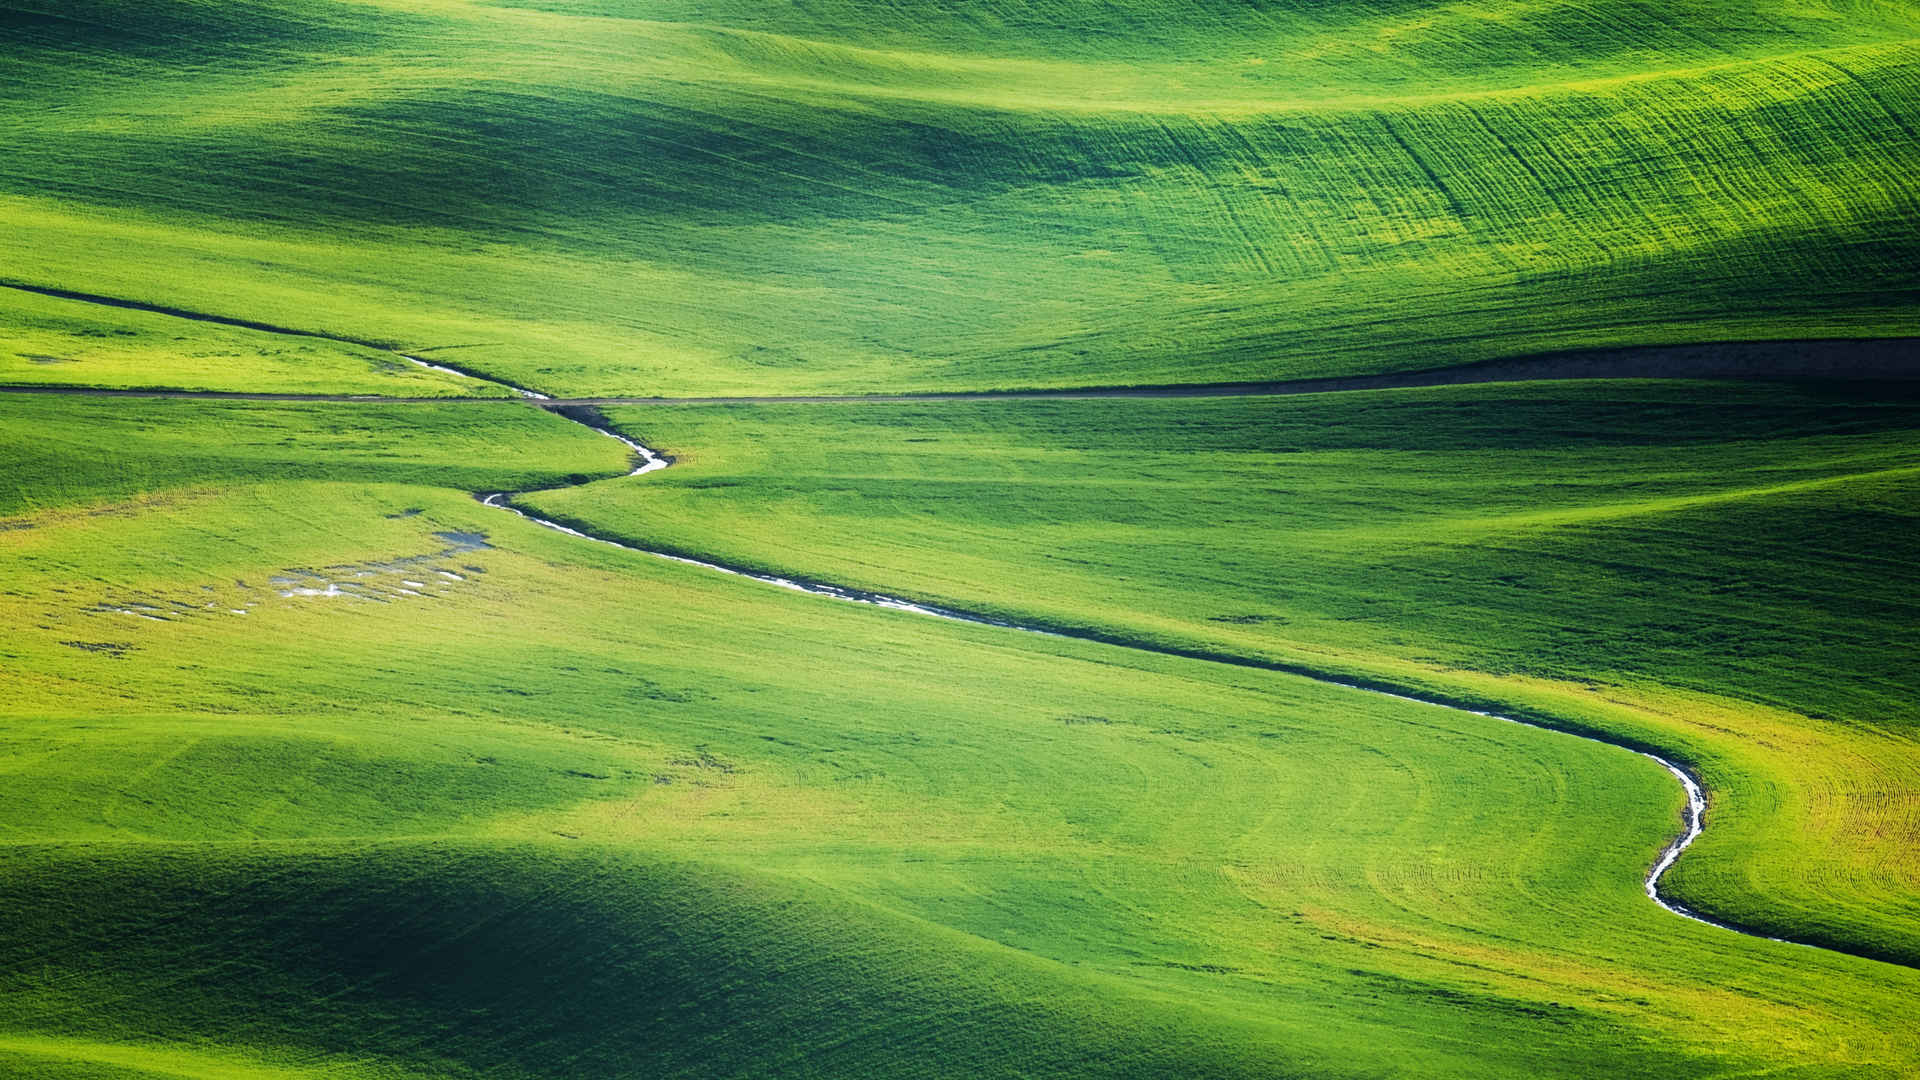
[6,0,1919,1073]
[1,0,1915,394]
[0,286,498,397]
[517,380,1920,963]
[4,391,1919,1076]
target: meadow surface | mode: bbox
[4,392,1920,1079]
[4,0,1920,1075]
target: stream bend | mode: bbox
[487,399,1760,944]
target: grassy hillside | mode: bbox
[3,391,1919,1078]
[6,0,1919,1075]
[0,285,497,397]
[516,380,1920,962]
[1,0,1915,394]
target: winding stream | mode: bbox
[463,376,1757,942]
[489,499,1737,937]
[0,280,1845,956]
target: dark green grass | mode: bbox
[0,0,1915,394]
[0,844,1733,1080]
[519,379,1920,963]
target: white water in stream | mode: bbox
[461,373,1772,944]
[10,277,1875,961]
[481,423,1043,627]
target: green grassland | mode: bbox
[6,0,1920,1075]
[4,392,1920,1078]
[1,0,1916,394]
[516,381,1920,964]
[0,286,496,397]
[0,395,623,513]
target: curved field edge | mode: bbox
[0,273,1911,399]
[517,479,1920,967]
[0,282,501,399]
[3,329,1914,964]
[0,396,631,516]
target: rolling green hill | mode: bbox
[5,0,1919,1076]
[2,0,1916,394]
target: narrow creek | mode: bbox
[0,292,1834,956]
[451,366,1765,948]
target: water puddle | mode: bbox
[84,532,495,621]
[91,605,170,622]
[433,530,492,551]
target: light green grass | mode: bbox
[514,380,1920,964]
[0,287,497,397]
[1,0,1915,395]
[0,395,626,513]
[3,392,1918,1077]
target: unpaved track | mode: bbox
[7,277,1910,966]
[555,337,1920,404]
